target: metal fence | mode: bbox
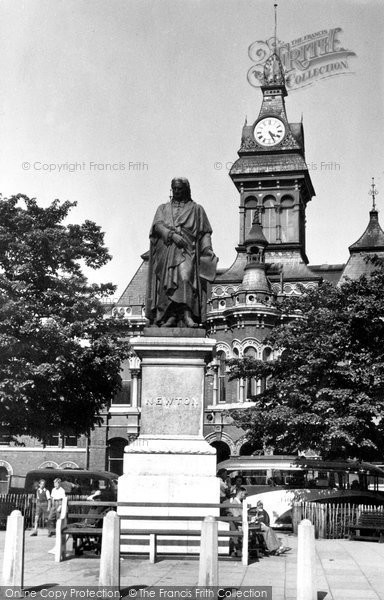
[0,493,88,529]
[292,501,384,539]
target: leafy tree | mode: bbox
[228,259,384,460]
[0,194,129,443]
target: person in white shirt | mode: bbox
[228,487,247,556]
[47,478,66,537]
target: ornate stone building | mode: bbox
[1,53,383,490]
[99,53,384,467]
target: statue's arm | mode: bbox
[200,232,215,256]
[152,221,188,249]
[153,221,174,244]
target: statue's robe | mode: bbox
[145,200,217,326]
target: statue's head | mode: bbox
[171,177,191,202]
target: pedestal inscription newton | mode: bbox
[140,365,203,437]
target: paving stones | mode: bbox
[1,531,384,598]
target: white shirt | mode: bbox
[51,486,66,501]
[229,497,243,520]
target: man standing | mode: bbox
[146,177,217,327]
[30,479,50,536]
[228,487,247,557]
[217,468,229,501]
[47,478,66,537]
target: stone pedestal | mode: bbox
[118,328,223,554]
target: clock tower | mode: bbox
[229,52,315,268]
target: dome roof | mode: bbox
[349,209,384,253]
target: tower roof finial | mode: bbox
[274,3,278,53]
[369,177,379,211]
[263,3,285,86]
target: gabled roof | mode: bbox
[266,261,321,282]
[215,251,322,285]
[215,252,247,282]
[117,252,148,306]
[308,264,345,284]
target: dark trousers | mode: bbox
[47,500,62,533]
[229,519,242,554]
[34,501,49,529]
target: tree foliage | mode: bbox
[0,194,129,442]
[228,259,384,460]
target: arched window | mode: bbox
[244,346,258,398]
[217,351,227,404]
[244,196,258,240]
[262,348,272,361]
[0,466,9,494]
[261,196,277,243]
[260,347,273,393]
[210,441,231,463]
[280,196,296,242]
[239,441,258,456]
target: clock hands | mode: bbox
[254,119,285,146]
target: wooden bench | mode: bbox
[54,498,116,560]
[54,500,264,564]
[118,501,264,564]
[349,510,384,542]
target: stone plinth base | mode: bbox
[118,331,228,555]
[118,467,223,555]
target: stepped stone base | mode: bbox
[118,331,227,555]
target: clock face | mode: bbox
[254,117,286,146]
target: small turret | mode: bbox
[239,211,272,297]
[339,178,384,284]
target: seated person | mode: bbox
[249,501,290,555]
[73,484,109,528]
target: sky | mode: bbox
[1,0,383,298]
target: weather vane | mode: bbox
[274,4,278,53]
[369,177,379,210]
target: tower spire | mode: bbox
[369,176,379,210]
[263,3,285,86]
[274,3,278,53]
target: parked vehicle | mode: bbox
[23,469,118,499]
[217,455,384,528]
[0,469,119,529]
